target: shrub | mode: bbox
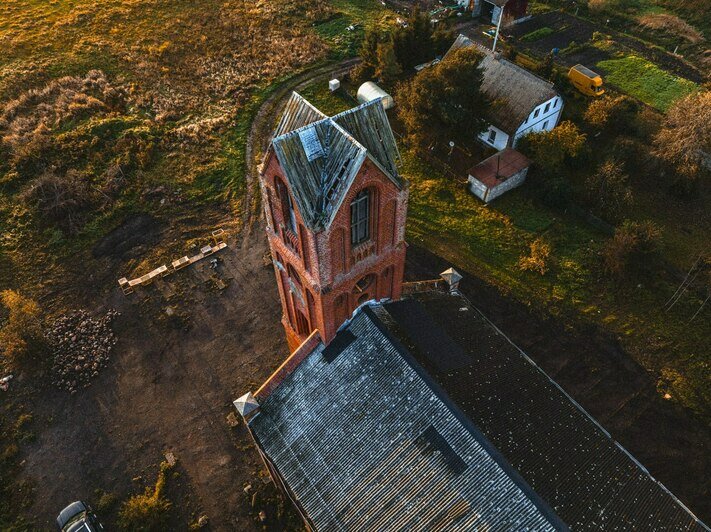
[584,95,639,134]
[21,170,99,235]
[602,220,661,278]
[652,90,711,193]
[119,462,172,531]
[585,159,633,220]
[519,121,586,172]
[519,238,551,275]
[0,290,45,367]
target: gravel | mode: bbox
[48,309,119,393]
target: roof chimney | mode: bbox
[440,267,463,293]
[234,392,260,421]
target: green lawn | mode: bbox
[597,55,698,111]
[521,26,555,41]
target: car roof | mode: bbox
[56,501,87,528]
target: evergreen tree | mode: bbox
[396,47,489,148]
[375,40,402,84]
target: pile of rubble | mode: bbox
[48,309,119,393]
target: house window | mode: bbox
[544,102,551,113]
[276,176,296,233]
[553,98,559,108]
[542,120,549,130]
[487,129,497,144]
[350,190,370,245]
[533,108,540,119]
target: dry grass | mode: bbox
[637,13,704,44]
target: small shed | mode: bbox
[468,148,530,203]
[357,82,395,110]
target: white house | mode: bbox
[446,35,563,151]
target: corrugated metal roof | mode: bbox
[249,306,564,531]
[384,292,709,532]
[445,34,559,134]
[469,147,530,188]
[269,94,402,232]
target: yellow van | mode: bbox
[568,64,604,96]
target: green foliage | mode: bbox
[602,219,661,278]
[119,462,173,532]
[392,8,453,70]
[375,39,403,84]
[519,121,586,172]
[584,94,639,134]
[521,27,555,41]
[597,55,698,111]
[396,47,489,148]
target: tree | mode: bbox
[519,121,586,172]
[351,29,381,83]
[519,238,552,275]
[392,8,453,70]
[602,220,661,278]
[584,95,639,134]
[0,290,45,366]
[375,39,402,84]
[653,90,711,192]
[396,47,489,148]
[585,159,633,220]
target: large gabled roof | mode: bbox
[269,93,402,232]
[248,305,563,531]
[242,292,709,531]
[445,34,559,134]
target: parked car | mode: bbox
[56,501,103,531]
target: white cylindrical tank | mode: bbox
[356,81,395,109]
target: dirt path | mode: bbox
[20,59,360,531]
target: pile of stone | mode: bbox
[48,309,119,393]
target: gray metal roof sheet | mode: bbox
[249,306,563,531]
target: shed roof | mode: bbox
[446,34,559,134]
[270,93,402,231]
[468,147,530,188]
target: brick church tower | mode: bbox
[259,93,408,351]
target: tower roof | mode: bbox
[270,93,403,231]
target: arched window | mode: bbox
[350,189,370,245]
[275,176,296,233]
[352,274,375,294]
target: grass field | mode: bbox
[597,55,698,111]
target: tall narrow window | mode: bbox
[544,102,551,113]
[276,177,296,233]
[350,190,370,245]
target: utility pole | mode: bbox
[492,2,505,53]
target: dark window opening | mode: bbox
[533,108,540,118]
[487,129,496,143]
[350,189,370,245]
[544,102,551,113]
[353,274,375,293]
[276,177,296,233]
[295,309,309,335]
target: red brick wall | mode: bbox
[260,150,408,349]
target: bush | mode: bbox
[585,159,633,220]
[519,121,586,172]
[519,238,552,275]
[602,220,661,278]
[0,290,45,367]
[584,95,639,134]
[119,462,172,531]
